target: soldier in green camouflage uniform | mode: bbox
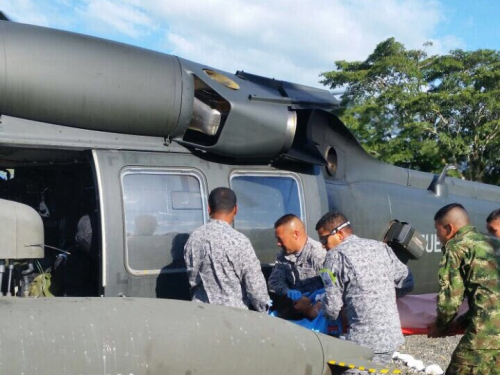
[428,203,500,375]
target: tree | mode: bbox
[321,38,500,185]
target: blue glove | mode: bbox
[287,289,302,301]
[308,288,325,301]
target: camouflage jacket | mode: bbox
[184,219,270,312]
[321,235,414,353]
[268,237,325,295]
[437,225,500,349]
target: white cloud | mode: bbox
[0,0,50,26]
[427,35,466,54]
[136,0,459,86]
[0,0,465,88]
[82,0,158,38]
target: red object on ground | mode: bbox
[397,293,468,335]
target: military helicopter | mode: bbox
[0,14,498,374]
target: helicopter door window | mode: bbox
[0,169,14,180]
[230,174,304,264]
[121,169,207,275]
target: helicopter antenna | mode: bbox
[428,164,457,197]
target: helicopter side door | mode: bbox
[93,149,210,298]
[93,149,326,298]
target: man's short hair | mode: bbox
[315,211,350,232]
[274,213,299,229]
[208,187,237,213]
[487,208,500,223]
[434,203,466,222]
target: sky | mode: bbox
[0,0,499,88]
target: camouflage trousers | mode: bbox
[446,346,500,375]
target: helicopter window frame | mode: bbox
[120,167,208,276]
[229,170,305,265]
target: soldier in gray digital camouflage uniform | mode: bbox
[184,187,270,312]
[268,214,325,300]
[316,211,414,367]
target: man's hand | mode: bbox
[440,318,466,336]
[287,289,302,301]
[293,296,312,310]
[427,321,444,338]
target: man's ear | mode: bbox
[446,223,456,238]
[208,205,212,216]
[234,204,238,216]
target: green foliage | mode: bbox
[321,38,500,185]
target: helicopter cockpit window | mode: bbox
[230,173,304,264]
[121,169,207,275]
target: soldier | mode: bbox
[268,214,325,300]
[316,211,413,366]
[486,208,500,238]
[183,187,270,312]
[428,203,500,374]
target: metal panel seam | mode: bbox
[92,150,107,288]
